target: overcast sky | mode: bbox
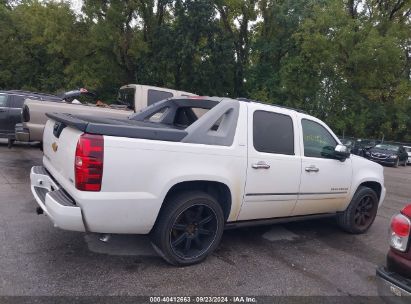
[69,0,82,13]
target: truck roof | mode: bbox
[120,84,196,97]
[236,97,307,114]
[182,95,307,115]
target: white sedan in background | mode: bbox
[404,146,411,164]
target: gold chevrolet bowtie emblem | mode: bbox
[52,142,58,152]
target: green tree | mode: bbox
[214,0,257,97]
[0,0,78,92]
[0,0,410,141]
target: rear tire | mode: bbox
[337,186,379,234]
[150,191,224,266]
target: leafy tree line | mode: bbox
[0,0,410,140]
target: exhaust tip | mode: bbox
[36,207,44,215]
[99,234,111,243]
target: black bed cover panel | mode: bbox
[46,113,188,142]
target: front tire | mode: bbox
[150,191,224,266]
[337,186,379,234]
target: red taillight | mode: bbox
[401,205,411,218]
[390,213,410,252]
[391,214,410,237]
[75,133,104,191]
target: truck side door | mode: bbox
[293,117,352,216]
[0,94,9,135]
[238,104,301,221]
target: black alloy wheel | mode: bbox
[337,186,379,234]
[151,191,224,266]
[353,196,375,229]
[170,204,218,260]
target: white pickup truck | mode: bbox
[30,97,386,265]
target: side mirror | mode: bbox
[334,144,350,161]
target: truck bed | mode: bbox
[46,113,188,142]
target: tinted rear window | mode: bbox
[117,88,135,108]
[147,90,173,106]
[253,110,294,155]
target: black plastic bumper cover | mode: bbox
[376,266,411,297]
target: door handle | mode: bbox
[252,161,270,169]
[305,165,319,172]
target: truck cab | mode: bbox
[116,84,196,111]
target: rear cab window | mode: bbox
[147,90,173,106]
[253,110,294,155]
[117,87,136,108]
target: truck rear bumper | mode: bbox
[376,266,411,303]
[30,166,86,232]
[15,123,30,142]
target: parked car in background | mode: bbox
[16,84,195,143]
[377,204,411,301]
[339,138,355,153]
[404,146,411,165]
[0,90,61,147]
[30,96,385,265]
[365,144,408,167]
[351,139,377,157]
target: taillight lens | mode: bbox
[75,134,104,191]
[390,213,410,252]
[402,205,411,218]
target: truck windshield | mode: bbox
[117,88,135,108]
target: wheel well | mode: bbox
[359,181,382,200]
[163,181,232,221]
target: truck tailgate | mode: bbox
[43,119,83,188]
